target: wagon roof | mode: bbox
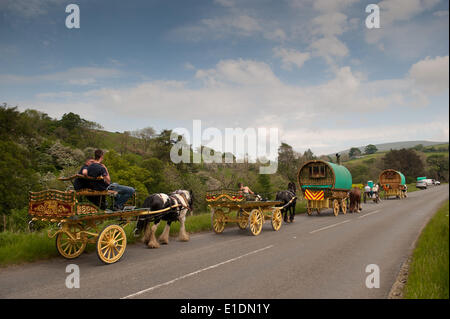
[379,169,406,185]
[298,160,352,190]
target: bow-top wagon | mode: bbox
[297,160,353,216]
[379,169,407,199]
[206,190,284,236]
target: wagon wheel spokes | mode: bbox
[56,224,87,259]
[340,199,347,214]
[333,199,340,216]
[271,208,282,231]
[211,209,226,234]
[96,224,127,264]
[236,210,248,230]
[248,209,263,236]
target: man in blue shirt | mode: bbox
[87,149,135,211]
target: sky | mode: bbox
[0,0,448,156]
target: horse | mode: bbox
[275,182,297,223]
[136,190,194,248]
[348,187,362,213]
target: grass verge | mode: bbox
[404,200,449,299]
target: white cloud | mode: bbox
[273,47,310,70]
[409,55,449,94]
[19,57,447,155]
[310,36,349,61]
[378,0,440,26]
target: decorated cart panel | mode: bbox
[297,160,352,216]
[206,190,283,236]
[379,169,406,199]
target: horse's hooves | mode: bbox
[147,241,160,249]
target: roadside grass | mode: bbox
[404,200,449,299]
[0,230,59,266]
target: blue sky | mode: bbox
[0,0,448,155]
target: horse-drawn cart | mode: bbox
[28,175,180,264]
[297,160,352,216]
[206,190,283,236]
[379,169,406,199]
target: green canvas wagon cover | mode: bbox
[297,160,353,191]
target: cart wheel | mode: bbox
[236,210,248,230]
[212,209,226,234]
[248,209,263,236]
[340,199,347,214]
[333,199,340,216]
[56,225,86,259]
[271,208,282,231]
[316,208,321,215]
[306,207,313,216]
[96,224,127,264]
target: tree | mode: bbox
[257,174,272,198]
[364,144,378,155]
[427,154,449,182]
[277,143,297,181]
[349,147,362,158]
[382,149,425,182]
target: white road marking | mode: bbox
[121,245,274,299]
[309,220,351,234]
[357,210,381,219]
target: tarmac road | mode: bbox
[0,184,447,299]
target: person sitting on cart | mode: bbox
[238,182,254,195]
[87,149,135,211]
[238,182,259,200]
[73,157,95,191]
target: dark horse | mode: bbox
[135,190,194,248]
[276,182,297,223]
[348,187,362,213]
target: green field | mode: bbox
[404,200,449,299]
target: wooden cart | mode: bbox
[297,160,353,216]
[206,190,283,236]
[379,169,406,199]
[28,186,179,264]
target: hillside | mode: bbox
[334,140,448,156]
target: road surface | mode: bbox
[0,185,447,299]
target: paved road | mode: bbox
[0,185,447,299]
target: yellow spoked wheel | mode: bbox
[236,210,248,230]
[96,224,127,264]
[248,209,263,236]
[271,209,282,231]
[333,199,340,216]
[340,199,347,214]
[212,209,226,234]
[306,206,313,216]
[56,224,86,259]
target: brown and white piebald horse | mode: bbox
[137,190,194,248]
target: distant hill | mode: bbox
[334,141,448,156]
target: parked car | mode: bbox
[416,180,428,189]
